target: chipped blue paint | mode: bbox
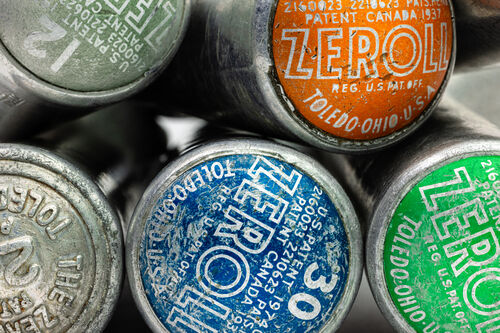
[139,154,349,332]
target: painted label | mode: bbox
[0,0,186,91]
[272,0,453,140]
[384,156,500,332]
[139,154,350,332]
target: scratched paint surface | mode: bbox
[272,0,453,140]
[0,0,185,91]
[139,154,349,332]
[384,156,500,332]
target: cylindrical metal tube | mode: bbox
[0,104,168,332]
[446,67,500,126]
[323,99,500,332]
[453,0,500,70]
[0,144,123,333]
[0,0,190,140]
[35,102,169,229]
[157,0,456,152]
[127,138,363,332]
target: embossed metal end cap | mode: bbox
[367,145,500,332]
[0,144,123,333]
[266,0,456,151]
[0,0,190,93]
[127,138,362,332]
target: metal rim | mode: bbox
[0,143,123,333]
[0,0,191,108]
[126,137,363,333]
[252,0,457,153]
[366,139,500,333]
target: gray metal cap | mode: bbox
[0,144,123,332]
[0,0,190,92]
[127,138,363,332]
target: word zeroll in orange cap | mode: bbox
[272,0,454,140]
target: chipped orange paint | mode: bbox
[272,0,453,140]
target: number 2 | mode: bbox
[23,15,80,73]
[0,235,40,287]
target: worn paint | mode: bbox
[384,156,500,332]
[0,0,186,91]
[272,0,454,140]
[139,154,349,332]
